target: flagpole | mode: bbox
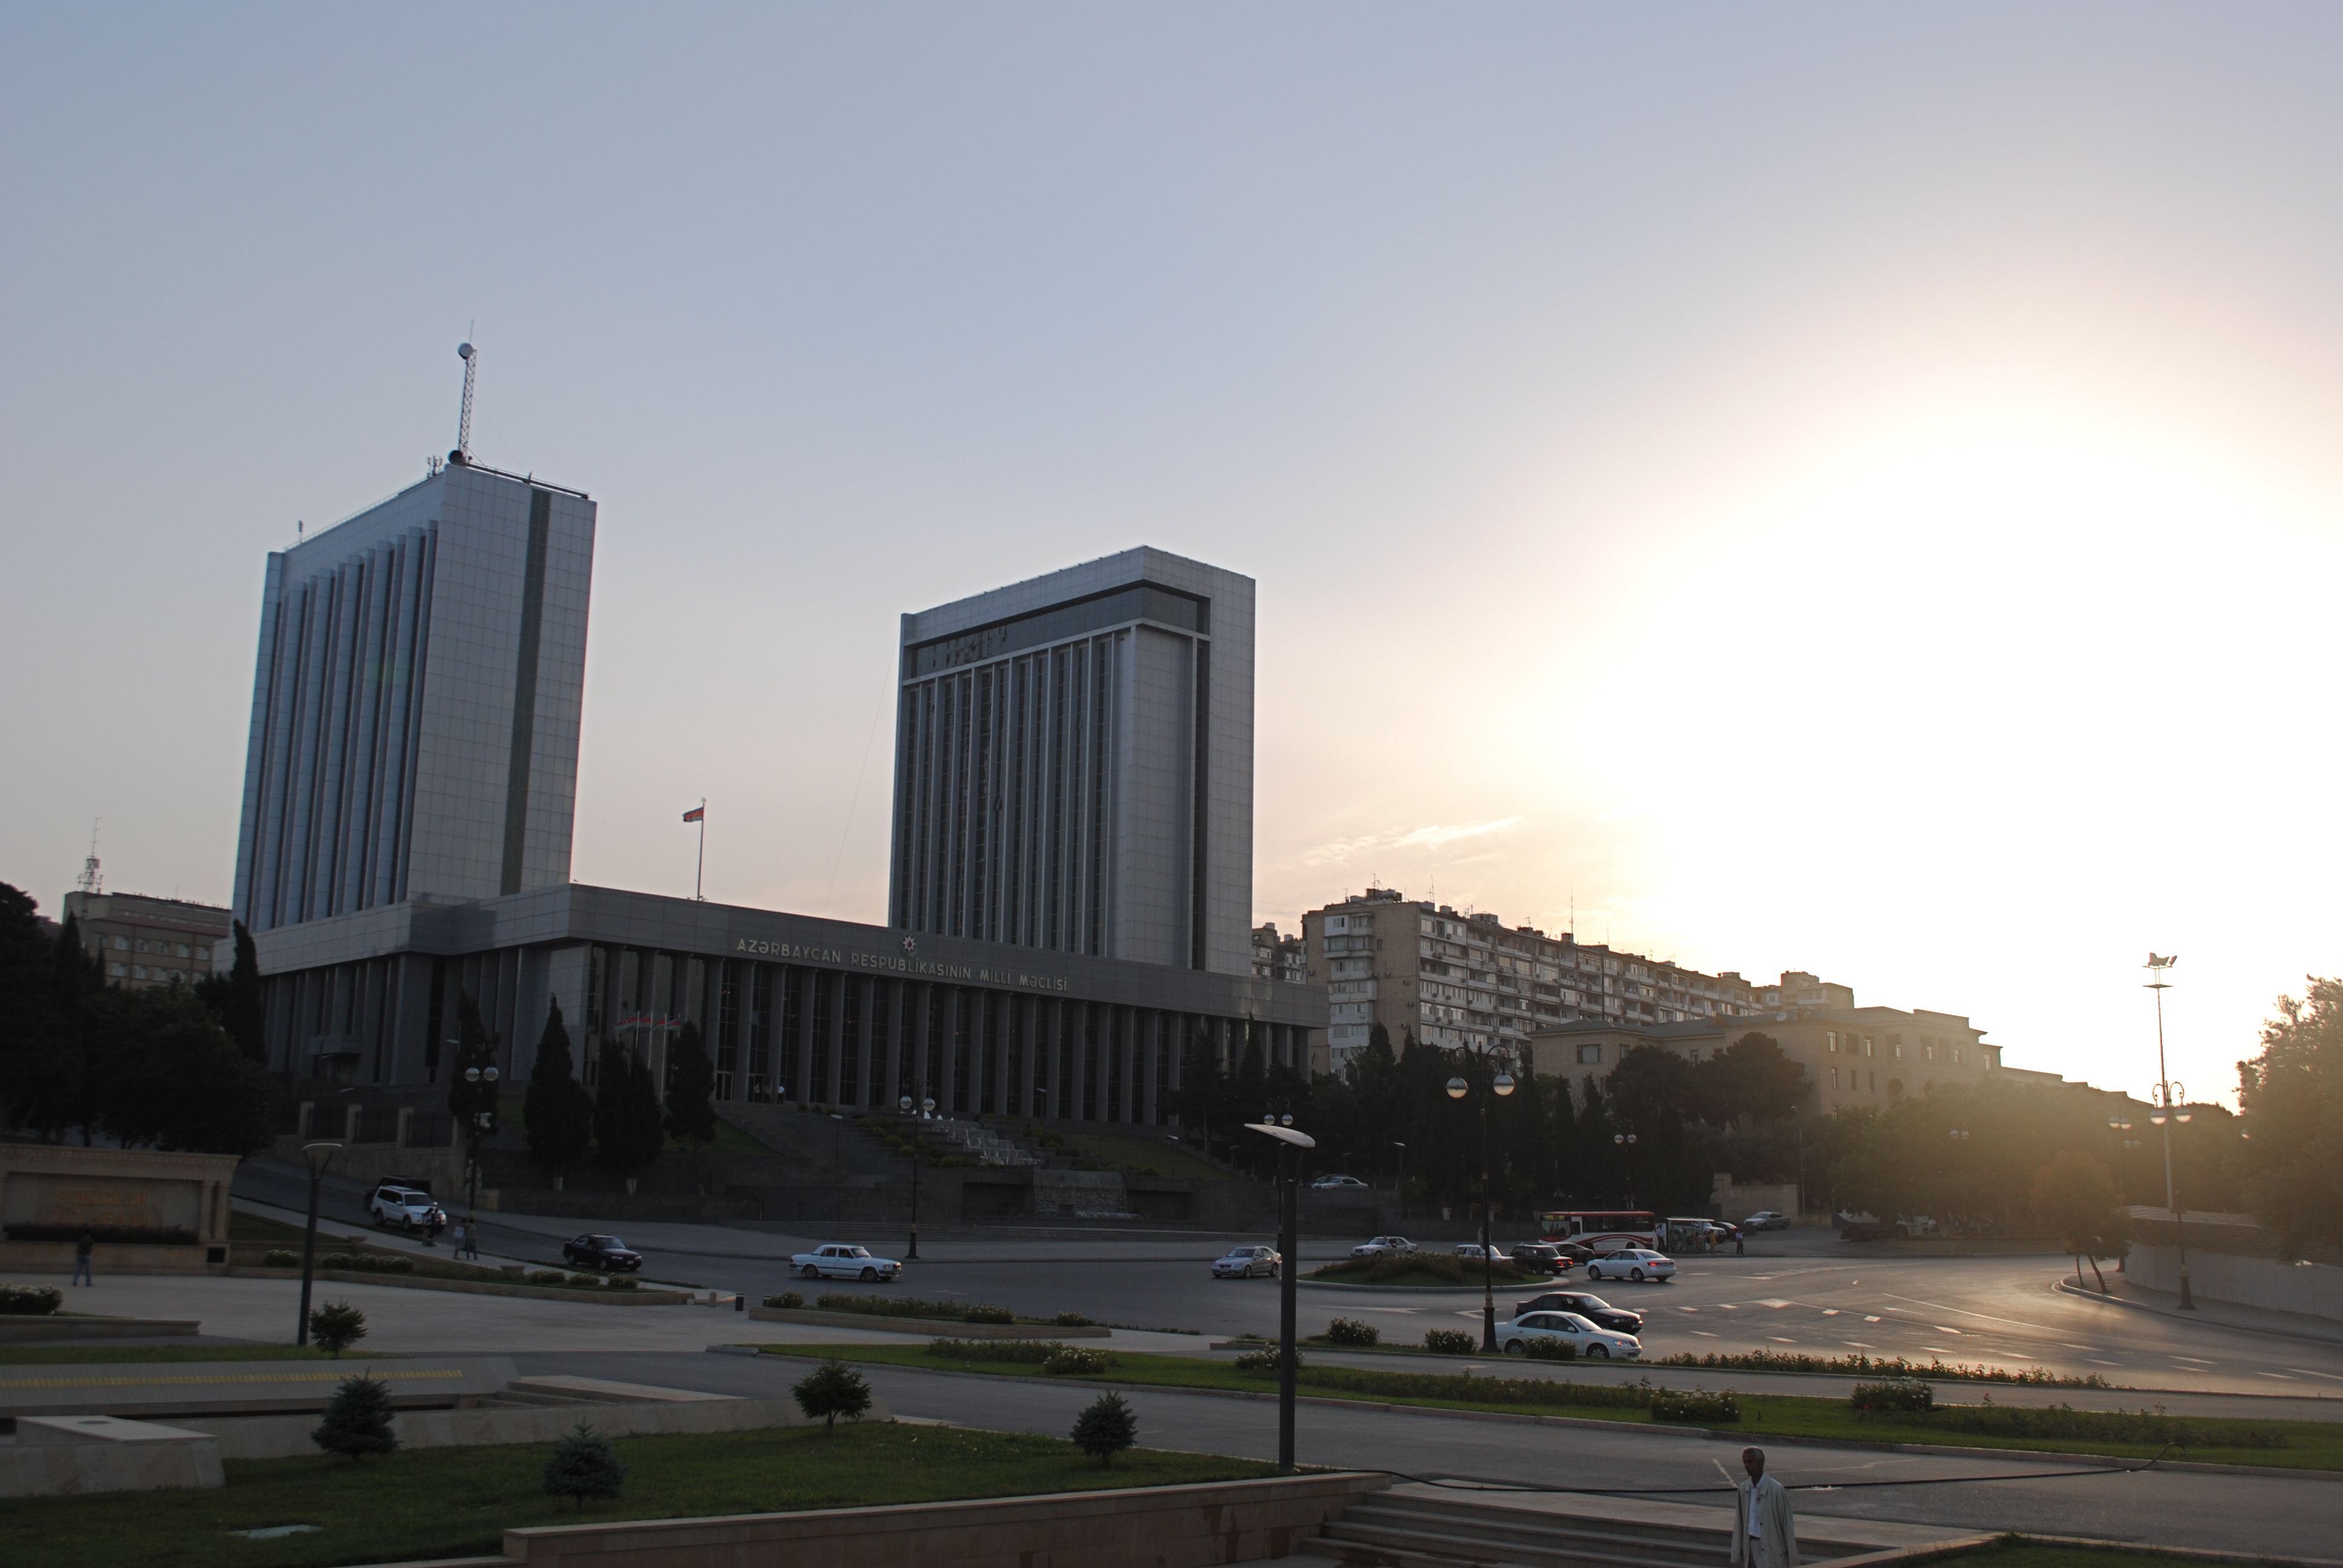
[695,798,706,901]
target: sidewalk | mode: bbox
[2056,1273,2343,1349]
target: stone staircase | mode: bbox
[1298,1491,1881,1568]
[931,1120,1038,1167]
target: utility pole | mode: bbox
[2144,954,2195,1310]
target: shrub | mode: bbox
[791,1357,873,1432]
[311,1375,397,1459]
[1423,1328,1478,1355]
[603,1275,638,1290]
[1044,1345,1112,1376]
[1371,1251,1463,1284]
[307,1301,368,1357]
[320,1252,411,1274]
[764,1290,805,1310]
[261,1249,300,1268]
[1325,1317,1380,1347]
[1852,1379,1936,1414]
[963,1302,1015,1324]
[1233,1345,1301,1373]
[1054,1310,1093,1327]
[1070,1390,1138,1465]
[1651,1388,1742,1423]
[1520,1337,1578,1361]
[528,1269,570,1286]
[0,1284,64,1317]
[926,1338,1066,1364]
[1299,1364,1653,1411]
[1924,1401,2289,1449]
[542,1422,628,1511]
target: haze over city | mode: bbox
[7,4,2342,1109]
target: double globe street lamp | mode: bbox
[897,1095,937,1259]
[1446,1061,1515,1353]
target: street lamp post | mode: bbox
[295,1140,344,1347]
[462,1065,499,1238]
[1447,1060,1516,1353]
[1245,1116,1316,1474]
[1611,1131,1639,1210]
[899,1095,936,1259]
[2144,955,2195,1310]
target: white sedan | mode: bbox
[1582,1247,1675,1284]
[1498,1309,1642,1360]
[790,1244,902,1282]
[1351,1235,1415,1259]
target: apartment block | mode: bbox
[1302,889,1763,1070]
[65,891,233,991]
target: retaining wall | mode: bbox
[2128,1244,2343,1322]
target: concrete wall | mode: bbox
[468,1471,1387,1568]
[2128,1244,2343,1322]
[1711,1178,1799,1221]
[182,1396,819,1462]
[1,1416,223,1498]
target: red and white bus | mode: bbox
[1538,1210,1660,1253]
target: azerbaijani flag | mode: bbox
[681,805,704,823]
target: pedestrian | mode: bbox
[71,1230,95,1287]
[425,1209,445,1248]
[1732,1446,1798,1568]
[460,1218,480,1261]
[1734,1227,1745,1256]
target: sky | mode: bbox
[5,4,2341,1111]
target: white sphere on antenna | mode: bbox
[458,342,474,360]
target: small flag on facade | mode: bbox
[681,806,704,822]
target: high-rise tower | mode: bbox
[232,462,596,933]
[888,547,1254,975]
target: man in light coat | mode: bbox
[1732,1446,1798,1568]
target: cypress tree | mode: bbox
[525,999,594,1183]
[221,922,266,1063]
[663,1020,718,1149]
[0,884,74,1137]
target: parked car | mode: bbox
[1741,1210,1793,1232]
[1213,1245,1281,1279]
[369,1184,445,1235]
[1582,1248,1676,1284]
[563,1234,644,1272]
[1512,1289,1643,1335]
[1509,1243,1567,1273]
[1309,1174,1368,1189]
[1498,1310,1642,1360]
[1453,1243,1501,1262]
[790,1244,902,1282]
[1351,1235,1415,1259]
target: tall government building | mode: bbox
[232,446,1316,1123]
[889,549,1254,976]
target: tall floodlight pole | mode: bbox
[454,341,477,463]
[2144,953,2195,1310]
[1245,1118,1316,1474]
[295,1142,344,1346]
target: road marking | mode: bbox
[1693,1331,1720,1338]
[1821,1309,1841,1316]
[2287,1369,2343,1382]
[1863,1316,1883,1323]
[2088,1360,2123,1367]
[1768,1338,1798,1344]
[1757,1299,1792,1309]
[2259,1372,2296,1380]
[1878,1292,2062,1334]
[1921,1347,1957,1354]
[1719,1304,1740,1310]
[1933,1326,1964,1334]
[2170,1356,2217,1366]
[1679,1306,1699,1312]
[2058,1344,2099,1352]
[1844,1342,1874,1349]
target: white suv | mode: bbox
[369,1184,444,1233]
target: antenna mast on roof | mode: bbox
[77,820,102,895]
[454,337,478,465]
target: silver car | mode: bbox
[1351,1235,1414,1259]
[1213,1245,1282,1279]
[789,1244,902,1282]
[1498,1309,1642,1360]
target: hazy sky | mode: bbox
[7,5,2340,1110]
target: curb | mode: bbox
[1299,1279,1553,1293]
[228,1267,692,1305]
[747,1307,1110,1339]
[750,1351,2343,1482]
[2051,1280,2343,1351]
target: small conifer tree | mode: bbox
[790,1357,873,1432]
[308,1299,367,1357]
[1070,1390,1138,1465]
[311,1374,398,1460]
[542,1422,629,1511]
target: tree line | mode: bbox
[0,882,278,1155]
[508,998,719,1185]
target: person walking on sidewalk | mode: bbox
[1732,1448,1798,1568]
[71,1230,94,1287]
[458,1217,480,1261]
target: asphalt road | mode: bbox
[234,1157,2343,1399]
[514,1347,2343,1562]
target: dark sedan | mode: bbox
[1511,1289,1642,1335]
[562,1233,644,1272]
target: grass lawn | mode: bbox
[1923,1543,2273,1568]
[0,1345,350,1366]
[1303,1257,1547,1288]
[229,1212,370,1247]
[0,1419,1275,1568]
[1058,1132,1229,1181]
[753,1344,2343,1471]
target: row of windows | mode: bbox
[1826,1030,1965,1066]
[94,935,212,961]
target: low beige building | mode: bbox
[64,890,232,991]
[1528,985,2001,1114]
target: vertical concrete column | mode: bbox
[826,972,847,1109]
